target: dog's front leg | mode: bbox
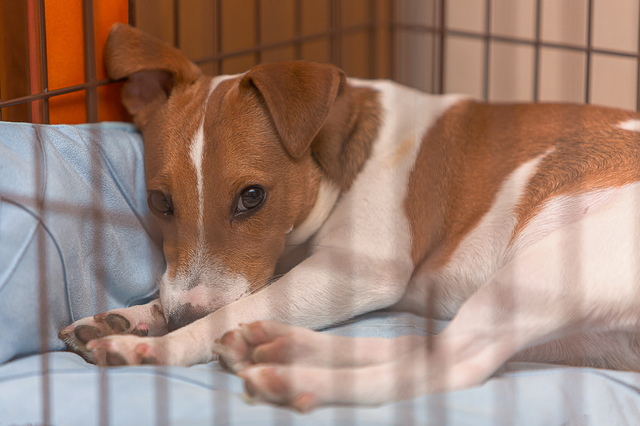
[213,197,640,409]
[85,248,413,367]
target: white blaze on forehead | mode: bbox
[189,78,218,239]
[617,119,640,132]
[188,74,242,247]
[190,118,206,238]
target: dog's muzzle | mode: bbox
[166,303,210,331]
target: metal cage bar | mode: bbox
[396,23,640,59]
[388,0,396,81]
[254,0,261,65]
[83,0,98,123]
[585,0,594,104]
[294,0,302,60]
[215,0,222,75]
[532,0,542,102]
[128,0,136,26]
[173,0,180,48]
[482,0,492,101]
[37,0,50,123]
[437,0,446,94]
[330,0,342,68]
[636,2,640,112]
[27,0,45,123]
[368,0,377,79]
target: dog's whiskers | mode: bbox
[283,242,349,252]
[250,274,284,295]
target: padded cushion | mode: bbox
[0,122,165,364]
[2,312,640,425]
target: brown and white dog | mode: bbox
[60,23,640,411]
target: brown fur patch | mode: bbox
[240,61,346,159]
[311,85,382,191]
[406,100,640,268]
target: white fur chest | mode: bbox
[312,80,464,274]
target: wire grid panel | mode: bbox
[394,0,640,111]
[0,0,387,124]
[3,1,640,121]
[3,1,640,425]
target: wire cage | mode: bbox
[0,0,391,124]
[2,0,640,424]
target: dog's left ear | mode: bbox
[104,23,202,119]
[240,61,346,158]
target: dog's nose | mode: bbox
[167,303,209,331]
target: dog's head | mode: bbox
[105,24,379,330]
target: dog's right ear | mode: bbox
[104,23,201,120]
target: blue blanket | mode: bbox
[0,122,165,364]
[1,122,639,425]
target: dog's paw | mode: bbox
[58,301,166,363]
[213,322,327,411]
[213,321,327,373]
[239,365,332,412]
[86,335,169,366]
[58,313,147,363]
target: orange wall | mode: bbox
[44,0,129,124]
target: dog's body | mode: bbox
[60,24,640,411]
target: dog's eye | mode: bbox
[236,186,266,214]
[148,191,174,216]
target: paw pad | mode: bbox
[74,325,102,344]
[105,314,131,333]
[105,351,128,366]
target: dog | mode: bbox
[59,23,640,411]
